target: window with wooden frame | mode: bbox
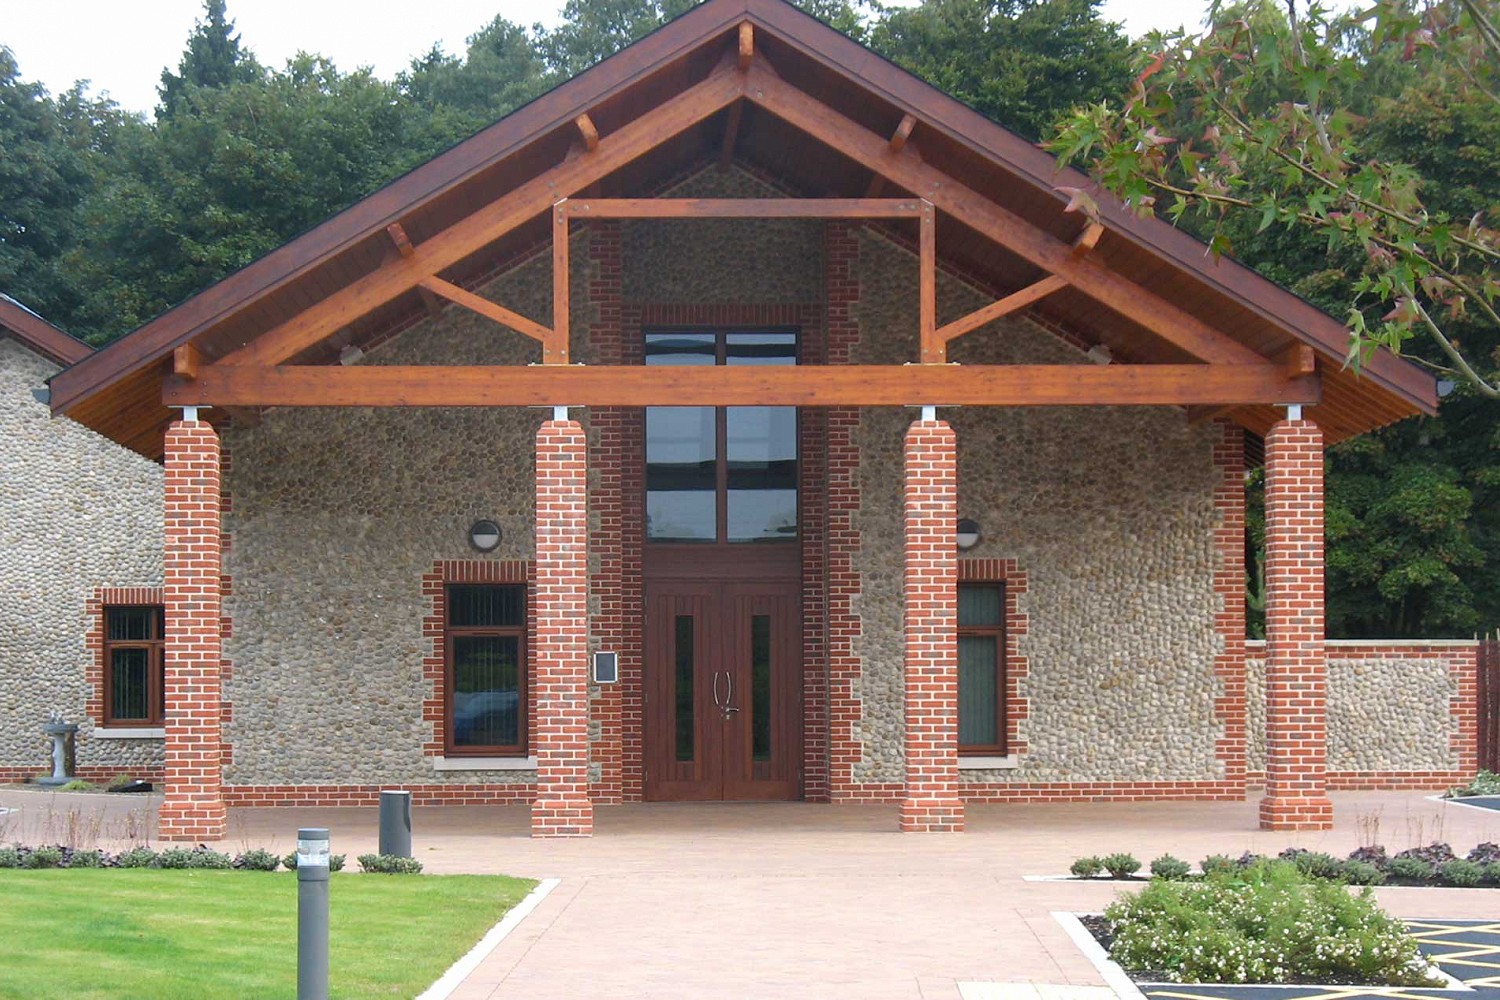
[103,606,165,727]
[444,584,527,755]
[958,583,1007,754]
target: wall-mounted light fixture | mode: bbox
[468,519,502,552]
[956,518,982,551]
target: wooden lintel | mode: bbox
[172,343,202,381]
[563,198,925,219]
[218,66,745,369]
[738,22,754,70]
[1071,222,1104,257]
[918,202,938,363]
[719,101,744,170]
[386,222,415,259]
[418,276,551,345]
[889,113,917,153]
[935,274,1069,348]
[744,66,1267,368]
[574,114,599,152]
[551,201,569,364]
[163,363,1321,409]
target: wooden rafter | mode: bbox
[744,66,1267,367]
[172,343,202,381]
[164,363,1319,409]
[216,65,746,369]
[932,275,1069,360]
[1072,222,1104,257]
[561,198,925,218]
[574,114,600,152]
[867,114,917,198]
[418,277,552,345]
[738,22,754,70]
[386,222,416,258]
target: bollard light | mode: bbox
[297,827,330,1000]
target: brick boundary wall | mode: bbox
[222,783,537,807]
[832,780,1247,804]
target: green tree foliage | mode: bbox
[157,0,261,118]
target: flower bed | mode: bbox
[1070,842,1500,888]
[0,842,426,874]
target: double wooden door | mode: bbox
[644,580,802,800]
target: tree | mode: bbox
[870,0,1135,139]
[158,0,261,118]
[1049,0,1500,398]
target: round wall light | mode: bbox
[468,519,503,553]
[956,518,982,551]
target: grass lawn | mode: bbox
[0,869,536,999]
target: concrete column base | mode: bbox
[1258,794,1334,831]
[531,797,595,838]
[899,797,965,833]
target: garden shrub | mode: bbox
[1394,843,1455,866]
[1070,856,1104,878]
[1486,862,1500,885]
[68,849,104,869]
[1200,854,1237,876]
[58,780,93,792]
[156,847,197,869]
[1387,856,1434,881]
[283,852,346,872]
[1466,842,1500,865]
[25,846,63,869]
[1446,770,1500,798]
[1339,860,1385,885]
[1104,860,1440,985]
[233,849,281,871]
[1440,859,1485,887]
[117,847,157,869]
[357,853,423,874]
[0,847,20,869]
[1149,854,1192,880]
[1101,853,1140,878]
[1289,851,1342,880]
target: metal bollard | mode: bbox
[378,790,412,858]
[297,827,330,1000]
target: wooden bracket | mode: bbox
[868,114,918,197]
[574,114,599,153]
[930,275,1070,362]
[173,343,203,381]
[1071,222,1104,257]
[418,276,552,346]
[738,23,754,71]
[386,222,415,259]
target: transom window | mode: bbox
[645,330,798,543]
[445,585,526,755]
[958,583,1007,754]
[104,606,165,727]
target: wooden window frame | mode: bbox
[442,584,528,757]
[102,605,165,727]
[957,582,1007,756]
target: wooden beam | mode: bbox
[719,100,744,170]
[574,114,599,152]
[744,67,1267,368]
[935,275,1068,348]
[172,343,202,381]
[1281,343,1317,377]
[164,363,1320,409]
[386,223,415,259]
[418,276,551,345]
[1187,404,1240,425]
[919,201,938,363]
[563,198,925,219]
[551,201,569,365]
[417,287,445,318]
[1072,222,1104,257]
[889,113,917,153]
[218,66,745,369]
[738,22,754,71]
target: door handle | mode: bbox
[712,671,724,708]
[723,673,740,715]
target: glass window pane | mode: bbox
[110,648,151,721]
[107,607,157,641]
[726,332,796,366]
[451,636,520,747]
[675,615,694,762]
[646,333,716,366]
[448,586,524,628]
[726,405,796,541]
[958,584,1003,627]
[751,615,772,762]
[647,405,717,541]
[647,491,717,541]
[727,490,798,542]
[958,635,999,747]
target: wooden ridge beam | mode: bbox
[562,198,926,218]
[934,275,1069,356]
[744,67,1267,368]
[218,65,745,369]
[738,22,754,71]
[418,276,552,346]
[164,363,1320,409]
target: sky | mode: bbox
[3,0,1211,117]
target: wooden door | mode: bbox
[644,580,802,801]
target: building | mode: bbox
[39,0,1476,839]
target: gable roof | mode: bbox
[0,294,91,368]
[50,0,1436,458]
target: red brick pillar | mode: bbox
[900,417,964,832]
[1259,414,1333,831]
[532,417,593,837]
[158,415,228,841]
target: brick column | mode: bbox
[532,417,593,837]
[1259,415,1334,830]
[157,416,228,841]
[900,417,964,832]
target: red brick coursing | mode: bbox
[222,783,536,807]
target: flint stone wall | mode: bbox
[850,230,1227,784]
[0,337,164,776]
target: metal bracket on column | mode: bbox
[1284,403,1303,421]
[171,405,207,423]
